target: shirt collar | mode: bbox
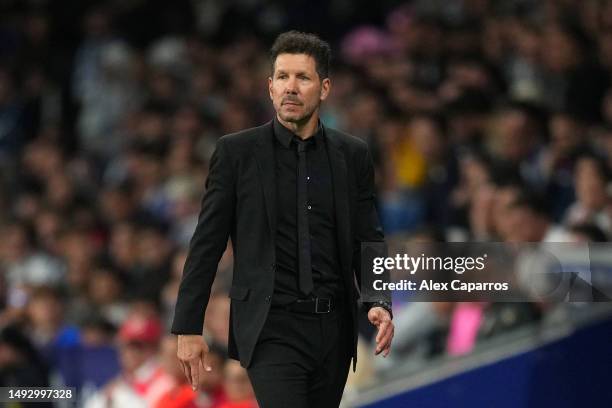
[273,116,323,148]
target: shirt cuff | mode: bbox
[365,300,393,320]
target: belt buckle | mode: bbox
[315,298,331,313]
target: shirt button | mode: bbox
[307,176,310,181]
[307,205,312,210]
[265,296,271,302]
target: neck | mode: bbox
[277,111,320,140]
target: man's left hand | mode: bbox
[368,307,394,357]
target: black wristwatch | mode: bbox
[366,300,393,320]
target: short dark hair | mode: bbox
[269,31,331,79]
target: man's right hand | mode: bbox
[177,334,212,391]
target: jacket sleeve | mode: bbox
[352,145,390,303]
[171,137,235,334]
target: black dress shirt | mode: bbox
[272,117,343,305]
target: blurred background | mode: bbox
[0,0,611,407]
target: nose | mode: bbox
[285,76,298,94]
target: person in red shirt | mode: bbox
[85,312,174,408]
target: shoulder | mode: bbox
[325,126,371,168]
[218,121,272,151]
[325,126,369,152]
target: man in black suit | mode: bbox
[172,31,394,407]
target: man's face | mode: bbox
[119,341,156,375]
[269,53,330,125]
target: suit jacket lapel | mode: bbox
[254,121,277,237]
[325,127,351,275]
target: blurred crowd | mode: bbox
[1,0,612,406]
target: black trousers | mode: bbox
[246,303,353,408]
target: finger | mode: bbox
[375,321,389,344]
[178,359,187,379]
[202,352,212,372]
[384,329,394,357]
[182,360,192,385]
[383,341,392,357]
[376,325,393,354]
[189,359,200,390]
[383,324,395,354]
[378,324,395,349]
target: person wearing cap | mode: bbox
[84,313,173,408]
[172,31,394,408]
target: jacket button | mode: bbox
[265,296,271,302]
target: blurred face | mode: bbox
[60,232,93,290]
[470,184,496,230]
[496,110,533,161]
[119,341,156,375]
[22,141,62,179]
[460,156,490,193]
[542,26,579,72]
[350,94,381,131]
[269,53,330,126]
[550,115,580,154]
[27,295,62,330]
[34,211,61,251]
[575,159,607,209]
[137,228,169,267]
[410,117,443,159]
[46,173,73,209]
[110,223,136,266]
[81,326,112,347]
[88,271,121,304]
[100,189,132,222]
[504,207,545,242]
[0,342,22,367]
[0,225,29,262]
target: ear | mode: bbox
[320,78,331,102]
[268,76,273,101]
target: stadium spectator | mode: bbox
[563,155,611,233]
[84,312,172,408]
[24,286,80,366]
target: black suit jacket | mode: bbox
[171,120,386,371]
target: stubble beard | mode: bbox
[277,102,318,126]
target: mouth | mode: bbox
[282,101,302,106]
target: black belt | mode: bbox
[283,297,335,314]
